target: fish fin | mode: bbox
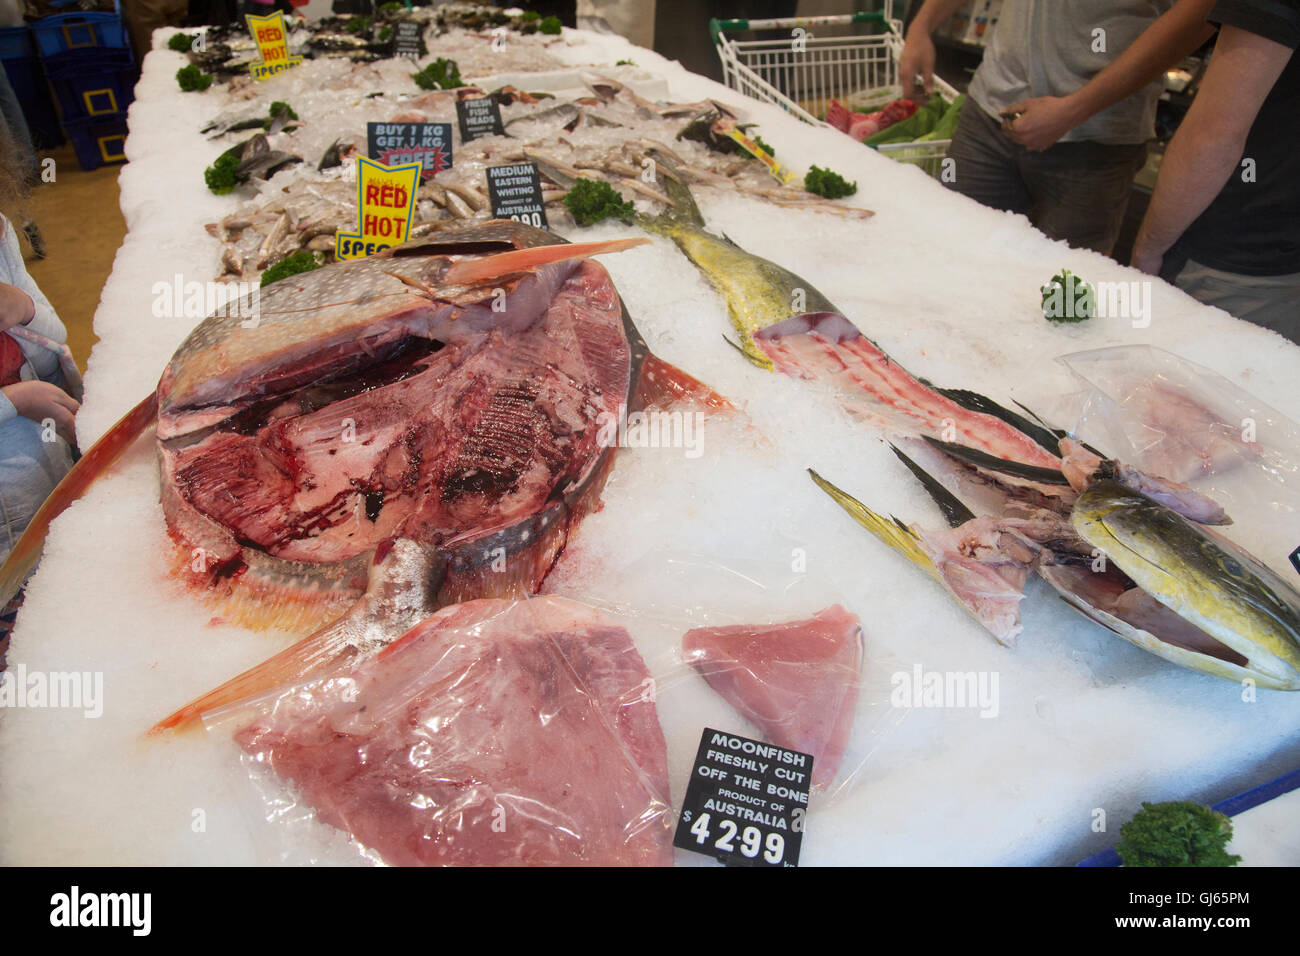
[148,616,369,735]
[808,468,939,579]
[0,393,158,606]
[889,442,977,528]
[922,436,1070,485]
[440,236,649,286]
[722,328,773,371]
[631,352,735,412]
[632,175,707,233]
[928,386,1062,456]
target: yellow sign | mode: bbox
[726,128,795,186]
[245,11,302,81]
[336,156,422,260]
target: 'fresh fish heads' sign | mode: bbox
[367,122,452,181]
[335,156,420,260]
[456,96,505,142]
[486,163,548,230]
[245,11,302,81]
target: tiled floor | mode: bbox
[20,143,126,372]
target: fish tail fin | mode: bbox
[808,468,938,578]
[633,175,707,235]
[0,392,158,606]
[441,236,649,286]
[148,614,365,735]
[632,352,735,412]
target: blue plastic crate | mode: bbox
[62,110,128,170]
[48,63,135,120]
[2,55,63,149]
[32,12,129,58]
[0,25,34,60]
[44,50,136,120]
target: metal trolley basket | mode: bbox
[710,3,960,178]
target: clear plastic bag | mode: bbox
[1058,344,1300,577]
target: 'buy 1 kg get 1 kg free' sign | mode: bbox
[336,157,421,261]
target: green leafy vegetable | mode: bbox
[176,64,213,93]
[804,165,856,199]
[615,58,635,66]
[519,10,540,21]
[378,1,402,15]
[412,57,462,90]
[378,24,392,42]
[204,153,243,195]
[563,178,635,227]
[1116,802,1241,867]
[261,101,300,132]
[167,32,195,53]
[261,251,324,287]
[917,94,966,142]
[539,15,562,34]
[1041,268,1095,323]
[345,15,370,35]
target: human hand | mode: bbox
[2,380,79,445]
[1000,96,1085,151]
[899,29,936,101]
[0,283,35,333]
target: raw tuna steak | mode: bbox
[235,596,674,866]
[682,604,864,789]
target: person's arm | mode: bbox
[0,219,66,379]
[1003,0,1218,151]
[899,0,972,99]
[1131,25,1293,274]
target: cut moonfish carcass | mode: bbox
[0,221,733,733]
[233,596,674,866]
[682,605,864,789]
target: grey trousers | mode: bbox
[1173,259,1300,345]
[943,104,1148,255]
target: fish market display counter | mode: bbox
[2,14,1298,867]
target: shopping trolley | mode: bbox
[710,4,961,177]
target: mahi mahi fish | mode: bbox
[0,220,731,732]
[638,180,1066,478]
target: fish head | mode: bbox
[1070,481,1300,689]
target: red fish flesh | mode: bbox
[826,98,917,142]
[235,596,674,866]
[682,605,864,789]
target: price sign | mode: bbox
[366,122,452,181]
[335,156,421,261]
[724,127,793,185]
[391,19,422,59]
[245,11,302,81]
[456,96,505,142]
[485,162,548,230]
[672,728,810,867]
[1290,545,1299,576]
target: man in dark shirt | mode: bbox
[1132,0,1300,342]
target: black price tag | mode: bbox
[485,162,548,230]
[456,96,505,142]
[672,728,810,867]
[366,122,452,181]
[391,20,423,59]
[1290,545,1299,576]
